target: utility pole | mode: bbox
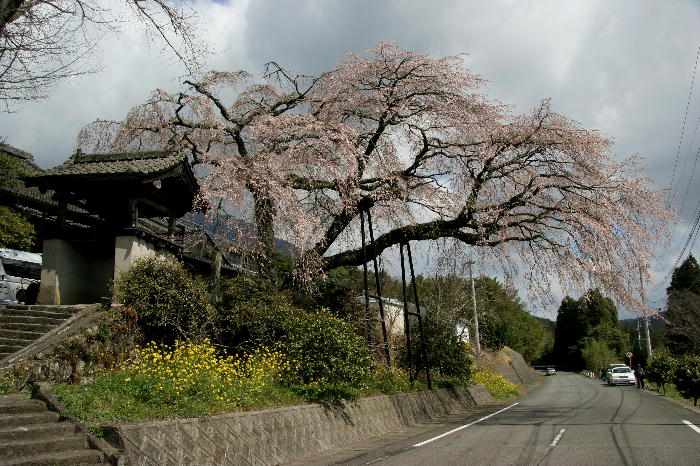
[643,316,652,357]
[638,266,653,358]
[466,260,481,356]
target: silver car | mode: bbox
[0,248,41,305]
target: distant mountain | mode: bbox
[535,316,555,328]
[181,211,297,256]
[619,313,667,333]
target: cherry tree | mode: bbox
[0,0,201,110]
[78,43,672,311]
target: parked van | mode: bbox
[0,248,41,305]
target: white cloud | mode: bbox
[2,0,700,314]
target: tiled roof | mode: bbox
[36,150,186,178]
[0,142,44,175]
[0,143,57,208]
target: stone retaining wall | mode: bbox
[105,385,492,466]
[489,346,538,387]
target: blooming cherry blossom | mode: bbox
[78,43,672,312]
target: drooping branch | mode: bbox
[77,42,672,311]
[1,0,204,110]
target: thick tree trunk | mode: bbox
[252,188,277,283]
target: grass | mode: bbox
[0,375,16,395]
[49,340,515,434]
[648,381,697,407]
[53,376,304,429]
[51,369,483,435]
[471,365,520,400]
[0,371,22,395]
[50,341,424,433]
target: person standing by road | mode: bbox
[635,365,645,389]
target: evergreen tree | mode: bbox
[0,150,36,249]
[553,296,583,369]
[578,289,618,329]
[667,255,700,295]
[553,289,630,370]
[665,255,700,356]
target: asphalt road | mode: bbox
[294,372,700,466]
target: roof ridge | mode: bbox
[71,150,180,164]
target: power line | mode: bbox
[652,43,700,281]
[667,44,700,202]
[652,202,700,291]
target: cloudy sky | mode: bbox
[2,0,700,317]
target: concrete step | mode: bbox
[0,423,76,442]
[0,433,89,457]
[0,390,106,465]
[0,394,31,403]
[0,399,46,415]
[0,316,66,326]
[0,337,33,347]
[0,329,43,341]
[0,448,103,465]
[0,323,55,334]
[3,305,83,315]
[1,412,60,428]
[0,309,75,320]
[0,344,25,353]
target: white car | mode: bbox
[0,248,42,305]
[608,366,636,386]
[546,368,556,376]
[604,363,628,381]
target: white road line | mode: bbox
[413,403,519,447]
[682,420,700,434]
[366,456,389,464]
[548,428,567,447]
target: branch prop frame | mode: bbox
[360,206,392,367]
[399,240,432,389]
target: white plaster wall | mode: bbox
[113,236,174,284]
[37,239,113,305]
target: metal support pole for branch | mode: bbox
[366,210,391,366]
[467,260,481,356]
[359,207,391,366]
[360,211,372,348]
[406,241,432,390]
[399,242,414,386]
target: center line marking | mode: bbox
[682,420,700,434]
[366,456,389,464]
[549,428,567,447]
[413,403,518,447]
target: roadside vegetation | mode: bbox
[0,373,16,395]
[550,255,700,407]
[645,255,700,407]
[47,255,544,429]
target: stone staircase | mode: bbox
[0,305,81,361]
[0,394,105,465]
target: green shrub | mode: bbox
[279,308,372,387]
[580,337,618,373]
[0,206,35,249]
[647,349,676,395]
[214,275,297,350]
[673,354,700,406]
[401,311,472,384]
[113,256,211,342]
[0,373,16,395]
[365,365,413,394]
